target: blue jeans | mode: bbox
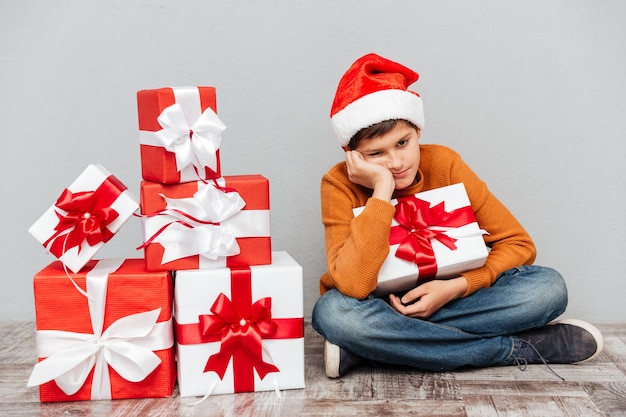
[312,265,567,372]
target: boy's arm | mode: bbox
[452,156,537,296]
[344,150,395,201]
[320,169,396,299]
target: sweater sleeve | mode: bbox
[319,168,396,299]
[449,154,537,296]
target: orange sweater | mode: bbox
[320,144,536,299]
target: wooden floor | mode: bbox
[1,321,625,417]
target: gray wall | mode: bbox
[2,1,625,322]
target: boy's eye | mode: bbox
[397,139,409,146]
[367,151,382,157]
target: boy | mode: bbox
[312,53,603,378]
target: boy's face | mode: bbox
[354,120,421,190]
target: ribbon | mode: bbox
[389,196,477,277]
[43,176,126,257]
[27,259,174,400]
[199,293,280,380]
[139,181,245,264]
[175,268,304,393]
[155,103,225,176]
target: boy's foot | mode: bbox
[324,339,363,378]
[514,319,604,365]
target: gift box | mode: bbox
[139,175,272,271]
[174,251,305,397]
[28,164,139,273]
[27,258,175,402]
[137,86,225,184]
[354,183,488,296]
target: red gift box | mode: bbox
[137,86,224,184]
[28,259,175,402]
[140,175,271,271]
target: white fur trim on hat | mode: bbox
[330,89,424,147]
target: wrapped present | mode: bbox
[137,86,225,184]
[28,164,139,273]
[354,183,488,296]
[139,175,271,271]
[174,251,305,397]
[28,258,175,402]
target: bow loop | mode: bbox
[199,293,279,380]
[46,188,120,255]
[194,182,246,222]
[155,103,225,174]
[27,309,168,397]
[141,182,245,263]
[390,196,477,275]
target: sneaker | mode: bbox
[324,339,363,378]
[514,318,604,365]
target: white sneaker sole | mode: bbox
[551,318,604,363]
[324,339,341,378]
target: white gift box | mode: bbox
[354,183,488,296]
[28,164,139,273]
[174,251,305,396]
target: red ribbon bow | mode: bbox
[44,176,125,256]
[199,293,280,381]
[389,195,475,277]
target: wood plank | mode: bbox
[370,366,461,400]
[596,323,626,339]
[462,394,500,417]
[0,321,36,364]
[294,399,465,417]
[598,336,626,375]
[454,362,625,382]
[457,380,589,397]
[582,381,626,417]
[489,394,603,417]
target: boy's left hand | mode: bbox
[389,277,467,319]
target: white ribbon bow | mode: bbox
[153,183,246,263]
[27,259,174,400]
[155,103,226,174]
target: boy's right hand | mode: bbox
[345,150,395,201]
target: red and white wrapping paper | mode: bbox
[138,86,224,184]
[354,183,488,296]
[140,175,271,271]
[28,164,139,273]
[174,251,305,397]
[28,259,175,402]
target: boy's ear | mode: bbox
[341,146,351,152]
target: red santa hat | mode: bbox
[330,53,424,147]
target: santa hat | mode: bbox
[330,53,424,147]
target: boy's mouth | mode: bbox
[392,169,410,178]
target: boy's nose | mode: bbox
[386,154,403,170]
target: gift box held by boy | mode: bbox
[312,53,603,379]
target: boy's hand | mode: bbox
[345,150,395,201]
[389,277,468,319]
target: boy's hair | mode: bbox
[347,119,418,150]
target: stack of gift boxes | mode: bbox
[27,86,305,402]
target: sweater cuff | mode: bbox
[460,268,490,297]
